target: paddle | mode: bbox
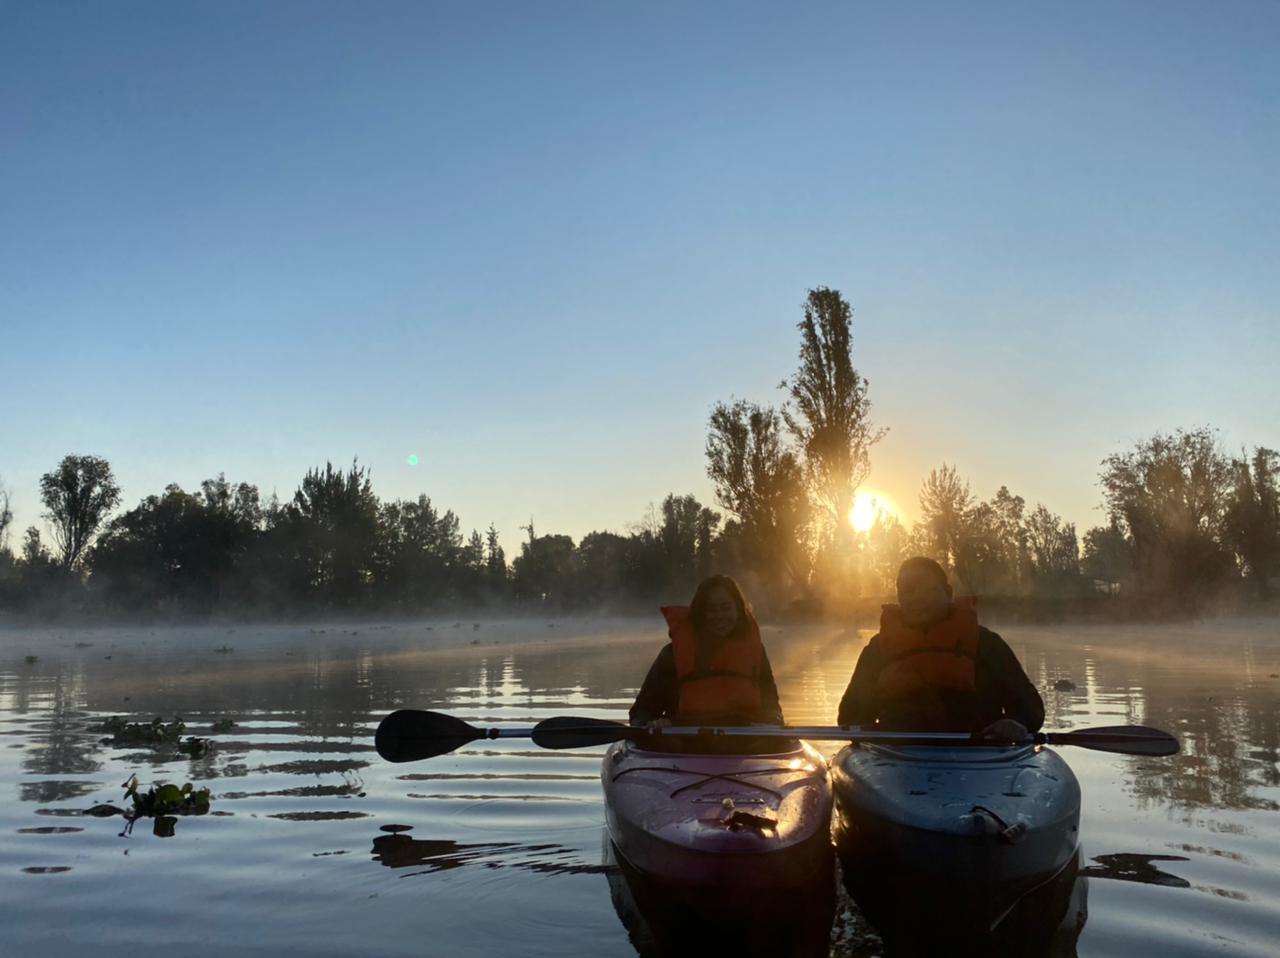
[374,709,1179,763]
[530,716,1180,756]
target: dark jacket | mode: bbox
[837,625,1044,733]
[629,644,785,726]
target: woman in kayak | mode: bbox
[629,574,784,730]
[837,556,1044,740]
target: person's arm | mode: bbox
[756,652,785,724]
[629,645,677,726]
[837,638,883,726]
[980,629,1045,734]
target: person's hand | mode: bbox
[645,718,672,731]
[980,718,1029,743]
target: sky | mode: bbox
[2,1,1278,553]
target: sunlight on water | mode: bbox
[0,617,1277,957]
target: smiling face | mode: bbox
[702,586,742,639]
[897,562,953,629]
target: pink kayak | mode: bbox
[601,738,834,891]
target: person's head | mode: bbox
[896,557,953,628]
[690,574,749,641]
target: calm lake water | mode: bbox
[2,616,1277,957]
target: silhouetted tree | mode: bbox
[21,527,50,566]
[7,527,60,609]
[91,485,206,610]
[1223,447,1280,597]
[1100,428,1234,599]
[289,460,380,605]
[373,495,461,607]
[573,530,635,606]
[782,287,885,539]
[859,512,909,596]
[706,400,810,602]
[1081,522,1132,589]
[484,524,507,596]
[511,522,577,605]
[657,493,720,596]
[915,464,973,575]
[1025,504,1081,594]
[89,476,264,611]
[198,474,263,604]
[39,455,121,570]
[0,477,12,554]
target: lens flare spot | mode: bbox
[406,454,419,466]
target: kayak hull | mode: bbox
[604,835,837,957]
[831,744,1081,937]
[602,739,834,894]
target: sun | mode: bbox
[848,490,896,533]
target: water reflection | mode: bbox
[1081,852,1191,888]
[1,617,1277,958]
[604,837,836,958]
[372,827,612,876]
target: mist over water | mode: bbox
[1,616,1277,957]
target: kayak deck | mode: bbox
[603,739,834,890]
[832,743,1081,934]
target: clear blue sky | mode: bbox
[2,1,1277,552]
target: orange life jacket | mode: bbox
[663,605,764,721]
[874,597,980,703]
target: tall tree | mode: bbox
[511,521,576,605]
[657,493,720,595]
[91,485,207,609]
[860,512,909,596]
[484,524,507,595]
[0,477,12,554]
[289,460,380,604]
[373,495,461,606]
[1025,504,1080,594]
[39,455,121,570]
[1222,447,1280,597]
[1081,522,1132,588]
[782,287,886,537]
[916,464,974,574]
[1099,427,1234,598]
[198,474,263,605]
[706,400,810,600]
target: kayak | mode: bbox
[602,738,834,894]
[831,743,1081,939]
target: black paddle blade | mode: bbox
[375,709,485,763]
[531,716,632,750]
[1046,725,1180,757]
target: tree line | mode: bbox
[1,288,1276,618]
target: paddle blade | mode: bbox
[375,709,485,762]
[1046,725,1179,757]
[531,716,633,750]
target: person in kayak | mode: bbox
[629,574,785,729]
[837,556,1044,741]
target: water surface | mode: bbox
[1,616,1277,956]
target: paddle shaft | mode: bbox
[467,722,1024,745]
[374,708,1180,761]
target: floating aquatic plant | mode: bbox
[97,716,214,757]
[113,774,213,837]
[99,715,187,745]
[123,774,211,816]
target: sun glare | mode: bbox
[849,491,895,533]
